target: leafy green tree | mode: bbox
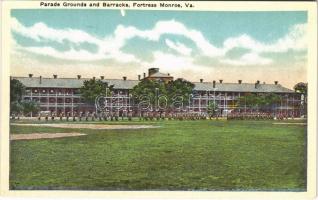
[207,100,219,117]
[294,82,307,95]
[166,78,195,106]
[294,82,307,116]
[10,79,25,103]
[238,93,257,109]
[10,79,26,115]
[21,100,40,116]
[238,93,281,111]
[131,79,167,108]
[80,79,113,103]
[256,93,281,111]
[10,101,24,115]
[264,93,281,109]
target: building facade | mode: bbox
[12,68,303,117]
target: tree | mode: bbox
[21,100,40,116]
[294,82,307,95]
[256,93,282,111]
[10,101,24,115]
[237,92,281,112]
[207,100,219,118]
[80,79,113,103]
[10,79,26,115]
[294,82,307,116]
[237,93,258,110]
[10,79,25,102]
[166,78,195,107]
[264,93,281,110]
[131,79,167,110]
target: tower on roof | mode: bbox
[148,68,159,76]
[144,68,173,83]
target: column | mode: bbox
[63,89,66,114]
[55,89,57,114]
[71,89,74,115]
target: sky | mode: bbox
[10,10,307,88]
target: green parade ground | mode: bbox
[9,119,307,191]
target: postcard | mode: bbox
[0,1,317,199]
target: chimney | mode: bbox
[53,74,57,79]
[143,73,146,78]
[29,74,33,78]
[77,75,81,79]
[219,79,223,83]
[123,76,127,81]
[200,79,203,83]
[168,73,170,76]
[100,76,104,80]
[238,80,242,84]
[255,80,260,89]
[213,80,216,88]
[274,81,278,85]
[39,76,42,84]
[138,75,141,80]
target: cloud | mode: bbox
[11,17,307,67]
[218,23,307,66]
[151,51,194,70]
[110,20,223,57]
[165,39,192,56]
[149,51,211,74]
[223,23,307,54]
[11,17,142,63]
[220,52,273,66]
[11,17,100,45]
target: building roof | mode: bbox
[12,77,295,93]
[148,72,173,78]
[193,82,295,93]
[13,77,139,90]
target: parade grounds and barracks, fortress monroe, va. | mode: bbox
[11,67,304,120]
[5,6,312,193]
[39,2,189,9]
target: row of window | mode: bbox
[26,88,81,94]
[24,97,82,103]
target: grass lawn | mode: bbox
[9,119,307,191]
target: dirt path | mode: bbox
[10,132,86,140]
[10,123,160,130]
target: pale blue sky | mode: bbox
[10,9,307,88]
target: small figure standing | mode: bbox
[79,111,82,121]
[73,112,76,121]
[51,112,55,121]
[66,112,70,121]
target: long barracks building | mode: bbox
[12,68,303,117]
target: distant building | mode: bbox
[12,68,302,117]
